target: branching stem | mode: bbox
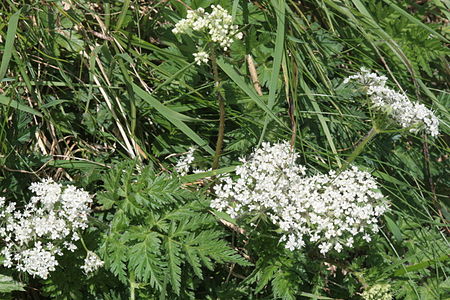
[345,127,379,167]
[78,232,89,253]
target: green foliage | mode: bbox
[0,274,24,293]
[370,1,450,78]
[97,162,249,297]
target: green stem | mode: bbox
[129,271,136,300]
[78,233,89,253]
[210,46,225,170]
[345,127,379,167]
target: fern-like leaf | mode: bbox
[128,232,165,290]
[272,271,296,300]
[102,235,128,283]
[165,237,182,295]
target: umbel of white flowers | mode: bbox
[344,68,439,137]
[174,146,212,178]
[81,251,104,274]
[172,5,243,65]
[0,179,102,279]
[175,146,196,176]
[361,283,393,300]
[211,142,389,255]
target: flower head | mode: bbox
[175,146,196,176]
[81,251,104,274]
[345,68,439,137]
[0,179,93,279]
[212,142,388,254]
[361,283,393,300]
[173,5,241,52]
[193,51,209,65]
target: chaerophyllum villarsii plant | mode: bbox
[0,179,103,279]
[172,146,212,178]
[343,67,440,165]
[172,5,243,170]
[211,141,389,255]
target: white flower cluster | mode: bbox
[211,142,388,255]
[81,251,104,274]
[175,146,196,176]
[172,5,243,64]
[0,179,95,279]
[193,51,209,65]
[361,283,393,300]
[344,68,439,137]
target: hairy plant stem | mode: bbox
[210,46,225,170]
[345,127,379,167]
[129,271,136,300]
[79,233,89,253]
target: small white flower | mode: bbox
[319,242,332,255]
[81,251,104,274]
[362,233,372,242]
[175,146,196,175]
[193,51,209,65]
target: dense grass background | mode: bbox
[0,0,449,299]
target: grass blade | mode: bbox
[0,95,42,117]
[299,80,341,167]
[216,57,287,129]
[259,0,286,144]
[181,166,236,183]
[0,9,20,80]
[132,83,214,155]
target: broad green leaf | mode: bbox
[0,95,42,117]
[299,292,334,299]
[394,255,449,276]
[47,159,107,170]
[384,215,403,242]
[210,209,238,226]
[115,0,131,31]
[0,9,20,80]
[180,165,236,183]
